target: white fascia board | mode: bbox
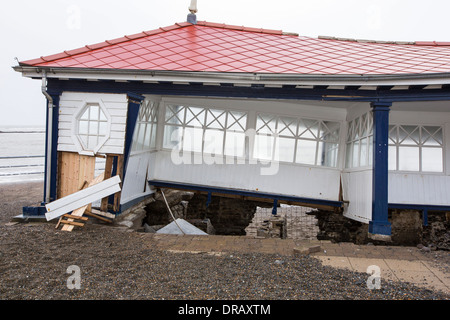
[14,66,450,87]
[45,175,121,221]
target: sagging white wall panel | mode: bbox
[57,92,128,155]
[342,170,372,224]
[152,150,341,201]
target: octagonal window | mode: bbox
[77,104,109,152]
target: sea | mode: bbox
[0,126,46,184]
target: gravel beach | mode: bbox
[0,181,449,300]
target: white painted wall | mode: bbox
[150,150,341,201]
[342,169,372,223]
[58,92,128,155]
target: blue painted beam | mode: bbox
[389,203,450,226]
[47,79,450,103]
[369,102,392,236]
[148,180,343,208]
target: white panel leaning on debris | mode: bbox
[57,92,128,156]
[45,175,122,221]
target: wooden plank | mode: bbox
[46,173,121,221]
[61,173,106,231]
[57,152,96,199]
[91,208,116,219]
[46,173,118,215]
[56,180,88,229]
[62,214,89,221]
[59,220,85,227]
[84,210,113,223]
[100,155,114,211]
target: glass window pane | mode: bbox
[278,117,297,137]
[228,111,247,131]
[89,105,99,120]
[359,137,368,166]
[254,134,275,161]
[206,109,226,129]
[78,135,88,147]
[165,105,185,124]
[204,129,224,155]
[398,146,419,171]
[185,107,205,127]
[399,126,419,145]
[224,132,245,157]
[321,121,340,142]
[98,122,108,136]
[183,127,203,152]
[88,136,97,149]
[320,142,339,167]
[388,146,397,171]
[89,121,98,135]
[299,119,319,139]
[163,125,182,150]
[275,137,295,162]
[80,110,89,120]
[352,140,360,167]
[296,139,316,165]
[79,120,88,135]
[422,148,443,172]
[346,142,353,168]
[143,124,152,149]
[99,109,107,121]
[368,135,373,166]
[150,124,157,149]
[257,114,276,134]
[422,127,443,146]
[389,125,397,144]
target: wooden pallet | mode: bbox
[56,210,114,231]
[56,214,89,229]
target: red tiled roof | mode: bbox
[20,21,450,75]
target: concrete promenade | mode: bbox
[143,233,449,294]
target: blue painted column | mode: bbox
[123,93,144,179]
[369,101,392,235]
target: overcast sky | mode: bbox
[2,0,450,127]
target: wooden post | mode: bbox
[100,155,114,211]
[113,155,124,212]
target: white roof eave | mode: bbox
[13,65,450,87]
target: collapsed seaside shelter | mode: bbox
[14,13,450,239]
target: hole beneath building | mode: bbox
[142,189,320,238]
[245,205,319,240]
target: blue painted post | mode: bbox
[122,93,144,179]
[369,101,392,235]
[272,199,278,216]
[423,209,428,227]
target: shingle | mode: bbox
[19,21,450,75]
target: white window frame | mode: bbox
[162,103,248,157]
[345,111,373,169]
[73,102,111,155]
[254,113,341,167]
[131,98,159,154]
[388,124,444,173]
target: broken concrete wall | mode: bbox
[422,212,450,250]
[390,210,423,246]
[186,194,272,235]
[309,210,369,244]
[313,209,449,248]
[144,189,193,226]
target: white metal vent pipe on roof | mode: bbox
[187,0,198,24]
[189,0,198,13]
